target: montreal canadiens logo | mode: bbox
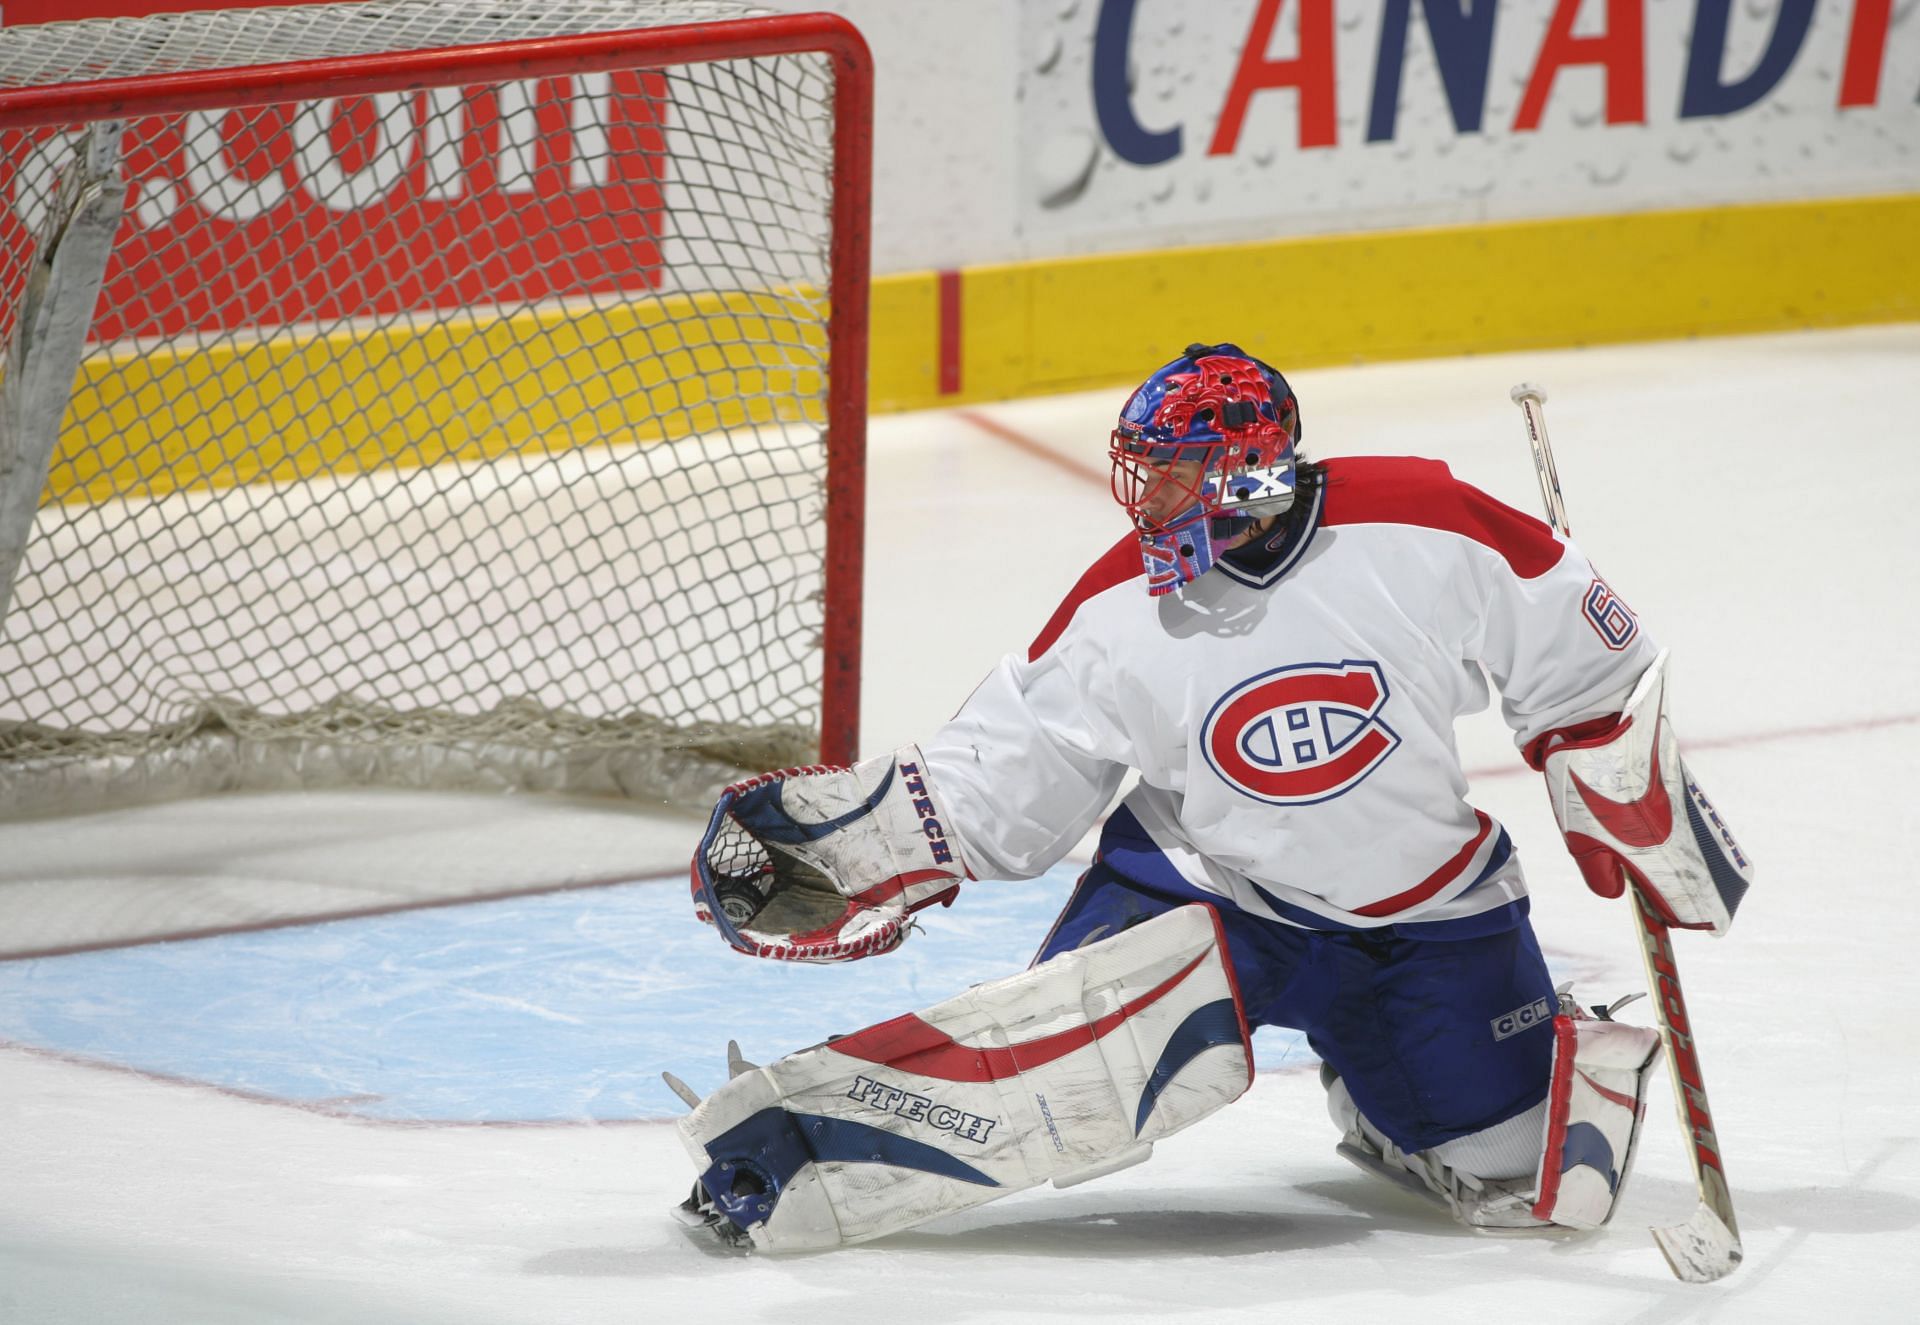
[1202,661,1401,805]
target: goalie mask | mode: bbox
[1109,342,1301,596]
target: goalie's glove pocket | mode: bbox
[691,747,968,962]
[701,805,860,934]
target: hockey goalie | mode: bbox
[672,343,1754,1253]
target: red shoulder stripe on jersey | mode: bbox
[1319,456,1563,580]
[1027,533,1144,662]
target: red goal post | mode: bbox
[0,3,871,817]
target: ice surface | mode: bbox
[0,859,1314,1122]
[4,325,1920,1322]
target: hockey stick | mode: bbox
[1508,384,1743,1284]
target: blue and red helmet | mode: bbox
[1109,342,1301,595]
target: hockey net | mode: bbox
[0,1,870,820]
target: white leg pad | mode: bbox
[675,904,1252,1252]
[1327,1010,1660,1233]
[1530,1013,1661,1229]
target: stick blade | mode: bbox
[1651,1203,1743,1283]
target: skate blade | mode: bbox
[1333,1140,1558,1236]
[672,1191,754,1255]
[1333,1139,1449,1212]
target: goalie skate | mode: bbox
[664,1043,771,1250]
[672,1177,756,1249]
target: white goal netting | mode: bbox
[0,0,866,819]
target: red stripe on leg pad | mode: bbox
[1530,1014,1580,1222]
[1577,1068,1643,1114]
[830,950,1210,1082]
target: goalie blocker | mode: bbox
[1527,650,1753,934]
[671,905,1252,1251]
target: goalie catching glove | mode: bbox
[1527,650,1753,934]
[691,746,970,962]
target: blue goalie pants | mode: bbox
[1033,807,1556,1155]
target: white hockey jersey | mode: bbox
[922,456,1659,932]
